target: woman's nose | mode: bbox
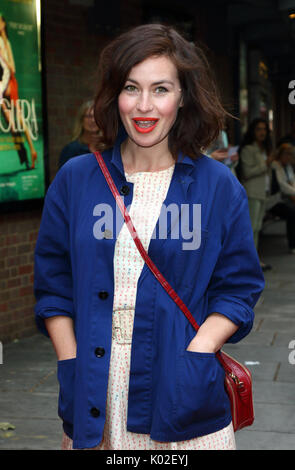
[136,91,153,112]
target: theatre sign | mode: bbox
[0,0,45,208]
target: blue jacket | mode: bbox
[34,130,265,449]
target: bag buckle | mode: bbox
[229,372,244,388]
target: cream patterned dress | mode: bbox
[62,165,236,450]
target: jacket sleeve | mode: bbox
[34,180,74,337]
[207,185,265,343]
[240,145,267,180]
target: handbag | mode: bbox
[94,150,254,432]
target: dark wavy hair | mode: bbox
[240,118,273,155]
[93,23,231,159]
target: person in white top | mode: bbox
[239,118,273,270]
[270,143,295,253]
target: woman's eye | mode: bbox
[154,86,168,94]
[124,85,138,93]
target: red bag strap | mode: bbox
[94,151,200,332]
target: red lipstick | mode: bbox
[132,117,159,134]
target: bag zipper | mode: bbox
[226,376,238,430]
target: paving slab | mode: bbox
[0,417,61,450]
[252,380,295,404]
[235,430,295,450]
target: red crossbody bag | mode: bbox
[94,151,254,432]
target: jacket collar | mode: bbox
[110,126,128,176]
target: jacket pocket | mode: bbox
[57,358,76,426]
[173,350,229,428]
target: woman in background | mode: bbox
[58,100,101,169]
[239,118,273,270]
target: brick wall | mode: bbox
[0,211,40,343]
[44,0,108,177]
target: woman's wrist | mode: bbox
[57,352,77,361]
[186,313,239,353]
[45,316,77,361]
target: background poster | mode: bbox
[0,0,44,203]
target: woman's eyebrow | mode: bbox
[126,78,174,86]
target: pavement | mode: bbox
[0,220,294,450]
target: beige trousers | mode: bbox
[247,198,266,249]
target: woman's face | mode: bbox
[254,122,267,144]
[118,55,183,149]
[83,107,98,133]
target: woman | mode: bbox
[58,100,101,169]
[270,143,295,253]
[0,14,37,169]
[239,118,273,270]
[34,24,264,450]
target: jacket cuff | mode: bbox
[35,295,75,337]
[207,298,254,343]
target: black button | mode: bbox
[95,347,105,358]
[98,291,108,300]
[90,407,100,418]
[120,185,130,196]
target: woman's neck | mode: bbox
[121,138,175,174]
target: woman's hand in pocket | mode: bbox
[186,334,217,354]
